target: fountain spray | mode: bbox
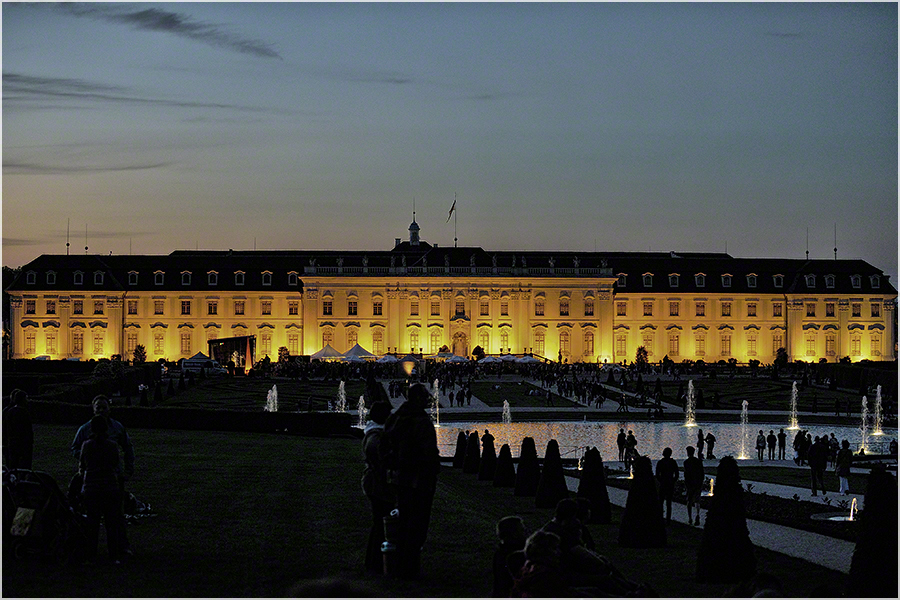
[357,396,368,428]
[873,385,884,436]
[739,400,749,459]
[684,380,697,427]
[859,396,869,452]
[788,381,799,430]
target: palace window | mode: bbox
[25,331,36,354]
[851,275,861,289]
[155,272,165,285]
[288,301,299,316]
[25,300,36,315]
[93,301,104,315]
[479,330,490,351]
[235,301,245,316]
[93,333,104,355]
[642,302,653,317]
[584,299,594,317]
[871,334,881,356]
[74,272,83,285]
[235,272,245,286]
[323,329,334,347]
[772,333,784,355]
[501,301,509,316]
[669,274,679,287]
[45,332,57,355]
[721,302,731,317]
[181,300,191,316]
[852,303,861,317]
[261,301,272,316]
[480,299,489,316]
[806,336,816,357]
[584,330,594,355]
[208,301,218,316]
[534,299,544,317]
[695,274,705,287]
[348,329,358,347]
[850,336,861,356]
[617,274,627,287]
[870,275,880,289]
[26,272,37,285]
[127,300,138,315]
[669,302,679,317]
[73,300,83,315]
[747,303,757,317]
[431,300,441,316]
[182,272,191,286]
[825,275,835,289]
[181,332,191,355]
[695,302,705,317]
[260,333,271,356]
[747,275,757,288]
[373,300,383,316]
[322,300,332,316]
[454,300,465,316]
[806,303,816,317]
[773,275,783,288]
[615,334,626,357]
[747,335,757,356]
[94,272,104,285]
[668,334,680,356]
[373,330,384,355]
[128,272,137,285]
[262,272,272,286]
[288,272,298,286]
[73,330,83,355]
[642,332,654,354]
[871,303,881,318]
[154,333,164,355]
[721,275,731,288]
[772,303,783,318]
[154,300,164,315]
[430,330,441,354]
[500,330,509,351]
[535,330,545,356]
[616,302,627,317]
[559,299,569,317]
[825,335,836,356]
[288,334,299,355]
[721,334,731,356]
[643,274,653,287]
[825,303,835,317]
[409,330,419,352]
[559,331,570,355]
[695,335,705,356]
[208,272,218,286]
[805,274,815,288]
[410,301,419,316]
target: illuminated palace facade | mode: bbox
[6,221,897,365]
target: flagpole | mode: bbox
[454,193,458,247]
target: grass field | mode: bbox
[3,424,849,598]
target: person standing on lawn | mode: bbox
[79,415,123,565]
[616,429,627,462]
[756,430,766,461]
[360,401,395,573]
[777,428,787,460]
[383,383,440,579]
[835,439,853,495]
[808,435,829,496]
[766,430,777,460]
[704,431,716,460]
[655,447,679,523]
[683,446,704,526]
[2,389,33,470]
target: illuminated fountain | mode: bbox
[859,396,869,452]
[502,400,512,425]
[849,497,858,521]
[336,381,347,412]
[684,380,697,427]
[265,384,278,412]
[431,381,440,427]
[357,396,368,428]
[788,381,800,430]
[739,400,749,459]
[873,385,884,436]
[813,497,859,522]
[702,477,714,497]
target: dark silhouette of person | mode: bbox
[492,516,526,597]
[683,446,704,526]
[704,431,716,459]
[2,389,33,470]
[478,429,497,481]
[493,443,517,488]
[462,430,481,474]
[807,435,829,496]
[452,431,467,468]
[655,447,679,523]
[696,429,705,459]
[79,415,124,564]
[576,447,611,524]
[535,439,569,509]
[383,383,440,579]
[847,465,898,598]
[360,401,395,573]
[766,430,777,460]
[616,429,627,461]
[777,428,787,460]
[618,455,666,547]
[514,437,541,497]
[696,456,757,583]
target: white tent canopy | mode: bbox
[343,343,377,359]
[376,355,399,363]
[310,344,345,361]
[446,355,470,363]
[478,356,502,364]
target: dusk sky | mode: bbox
[3,3,897,282]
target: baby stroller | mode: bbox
[3,468,87,564]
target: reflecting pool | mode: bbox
[435,421,897,461]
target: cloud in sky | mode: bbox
[58,4,282,59]
[2,161,173,175]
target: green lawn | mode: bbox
[3,424,848,597]
[161,377,367,411]
[471,380,577,408]
[703,466,870,496]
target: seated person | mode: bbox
[492,516,527,598]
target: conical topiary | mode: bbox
[847,465,898,598]
[576,447,611,523]
[462,431,481,474]
[618,455,666,547]
[452,431,467,468]
[178,372,186,392]
[696,456,756,583]
[493,443,516,487]
[154,383,163,405]
[478,430,497,481]
[535,439,568,509]
[167,378,176,396]
[514,437,541,497]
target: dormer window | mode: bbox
[773,275,783,288]
[235,271,245,286]
[695,274,705,288]
[181,271,191,286]
[746,274,757,288]
[721,274,732,288]
[643,274,653,287]
[851,275,861,288]
[154,271,165,285]
[825,275,835,289]
[805,274,815,288]
[870,275,880,289]
[94,271,104,285]
[288,272,298,286]
[208,271,218,286]
[74,271,84,285]
[26,271,37,285]
[262,271,272,286]
[46,271,56,285]
[617,274,627,287]
[128,271,138,285]
[669,274,679,287]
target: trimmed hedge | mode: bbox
[25,399,355,437]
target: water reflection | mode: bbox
[435,421,897,460]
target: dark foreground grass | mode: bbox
[4,424,847,597]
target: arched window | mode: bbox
[479,330,490,352]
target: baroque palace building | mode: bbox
[5,220,897,365]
